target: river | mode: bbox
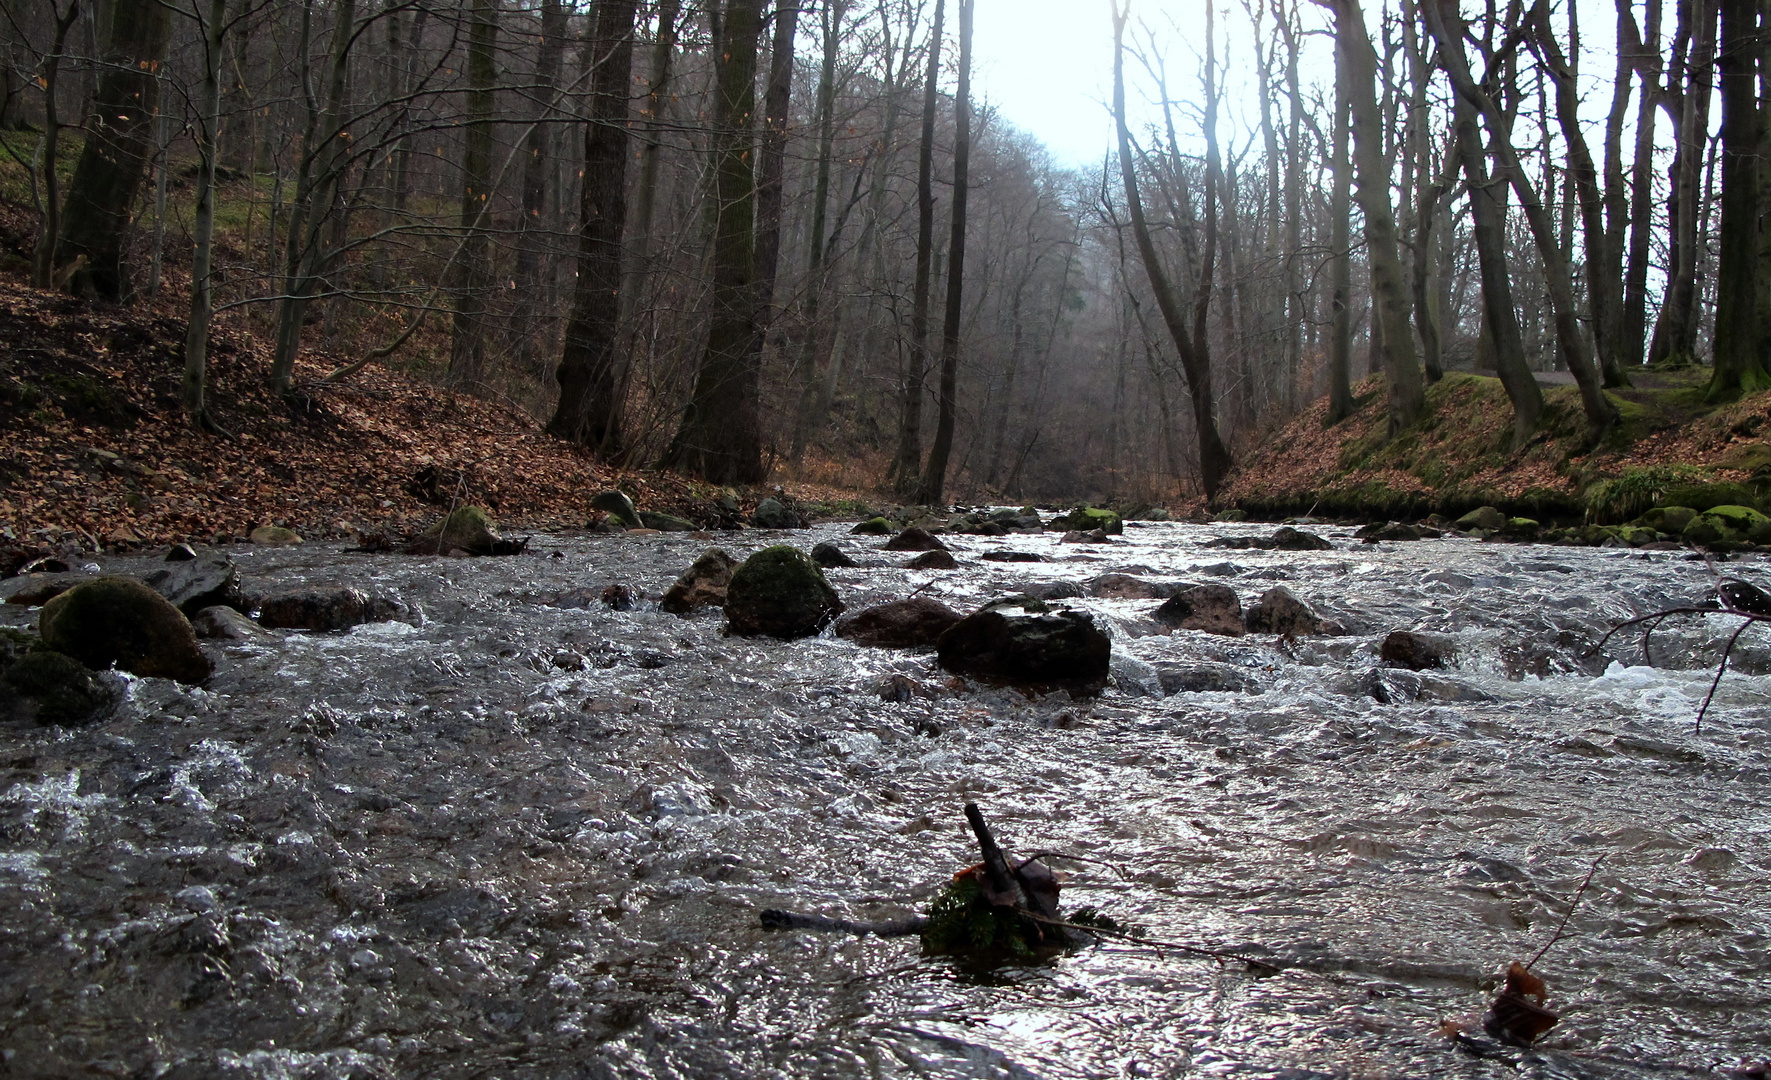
[1,519,1766,1079]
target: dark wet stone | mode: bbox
[851,517,894,535]
[1153,584,1245,636]
[661,548,739,615]
[936,608,1112,693]
[40,577,212,683]
[905,549,958,570]
[638,512,699,532]
[979,594,1051,614]
[136,550,241,615]
[835,597,963,648]
[1023,581,1087,601]
[1154,661,1263,695]
[190,605,269,641]
[723,546,843,639]
[254,587,413,632]
[1356,522,1422,543]
[1088,573,1184,600]
[2,571,94,607]
[591,490,643,529]
[1061,529,1111,544]
[811,542,856,568]
[1244,585,1324,635]
[165,543,197,562]
[0,649,118,725]
[981,551,1046,563]
[1268,527,1333,551]
[883,527,948,552]
[750,497,802,529]
[1380,630,1454,670]
[1047,507,1124,534]
[602,584,638,611]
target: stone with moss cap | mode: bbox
[1047,506,1124,535]
[1634,506,1698,534]
[1455,506,1508,531]
[590,490,644,530]
[1683,505,1771,547]
[723,546,844,639]
[851,517,894,535]
[39,576,212,684]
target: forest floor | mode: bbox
[0,268,860,558]
[1221,367,1771,523]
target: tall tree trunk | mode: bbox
[1334,0,1425,435]
[1623,0,1661,368]
[891,0,945,498]
[916,0,973,504]
[1650,0,1717,367]
[1708,0,1768,396]
[448,0,499,386]
[56,0,174,301]
[183,0,229,425]
[1326,39,1354,425]
[792,0,850,461]
[31,0,81,290]
[751,0,799,337]
[512,0,567,375]
[1111,0,1232,499]
[547,0,638,451]
[662,0,767,482]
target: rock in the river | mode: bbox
[1356,521,1422,542]
[2,571,94,607]
[406,506,506,555]
[936,608,1111,692]
[255,588,412,631]
[1110,653,1163,697]
[724,546,843,638]
[1455,506,1508,531]
[906,549,958,570]
[883,527,948,552]
[1244,585,1323,635]
[661,548,740,614]
[981,550,1046,562]
[1380,630,1453,670]
[851,517,894,535]
[811,542,856,568]
[1635,506,1698,534]
[591,490,644,529]
[1683,505,1771,546]
[1047,506,1124,535]
[750,497,802,530]
[638,511,699,532]
[602,584,638,611]
[1023,581,1087,601]
[249,525,302,546]
[835,597,962,648]
[0,649,117,725]
[1268,526,1333,551]
[39,577,212,683]
[1153,584,1244,636]
[190,605,269,640]
[137,550,241,615]
[1061,529,1111,544]
[1154,661,1263,694]
[1088,573,1181,600]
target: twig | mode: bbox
[1019,912,1285,973]
[1526,855,1605,970]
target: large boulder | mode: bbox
[255,588,413,632]
[638,511,699,532]
[750,497,803,530]
[906,549,959,570]
[1380,630,1454,670]
[1635,506,1698,534]
[1152,584,1244,636]
[883,527,948,552]
[1455,506,1508,532]
[591,490,644,529]
[137,549,241,615]
[1683,505,1771,546]
[936,608,1112,693]
[724,546,843,639]
[191,605,270,641]
[811,542,856,568]
[835,597,963,648]
[1048,507,1124,535]
[850,517,894,535]
[660,548,740,614]
[1267,526,1333,551]
[0,649,118,726]
[39,577,212,683]
[1356,521,1422,543]
[2,571,94,607]
[1244,585,1324,636]
[1154,661,1263,695]
[408,506,503,555]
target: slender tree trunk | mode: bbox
[751,0,799,338]
[182,0,229,425]
[891,0,945,498]
[548,0,638,451]
[1327,41,1354,425]
[448,0,499,385]
[513,0,566,374]
[916,0,973,504]
[1111,0,1231,498]
[1650,0,1717,367]
[31,0,81,290]
[662,0,767,482]
[1622,0,1660,368]
[1334,0,1425,435]
[57,0,174,301]
[792,0,850,461]
[1709,0,1769,396]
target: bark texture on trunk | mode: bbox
[892,0,945,498]
[1708,0,1769,397]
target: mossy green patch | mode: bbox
[1049,507,1124,534]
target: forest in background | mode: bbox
[0,0,1766,508]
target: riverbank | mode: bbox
[1221,369,1771,524]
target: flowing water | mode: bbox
[2,521,1768,1079]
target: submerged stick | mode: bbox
[758,910,928,937]
[1527,855,1606,970]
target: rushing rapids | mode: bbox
[1,519,1767,1079]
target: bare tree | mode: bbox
[916,0,971,504]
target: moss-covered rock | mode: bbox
[590,490,644,529]
[427,506,500,554]
[638,511,699,532]
[1635,506,1698,534]
[249,526,302,546]
[723,546,843,638]
[1504,517,1542,539]
[661,548,740,614]
[39,577,211,683]
[1455,506,1508,531]
[1048,506,1124,534]
[1683,504,1771,546]
[851,517,894,535]
[0,650,116,725]
[1660,482,1761,515]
